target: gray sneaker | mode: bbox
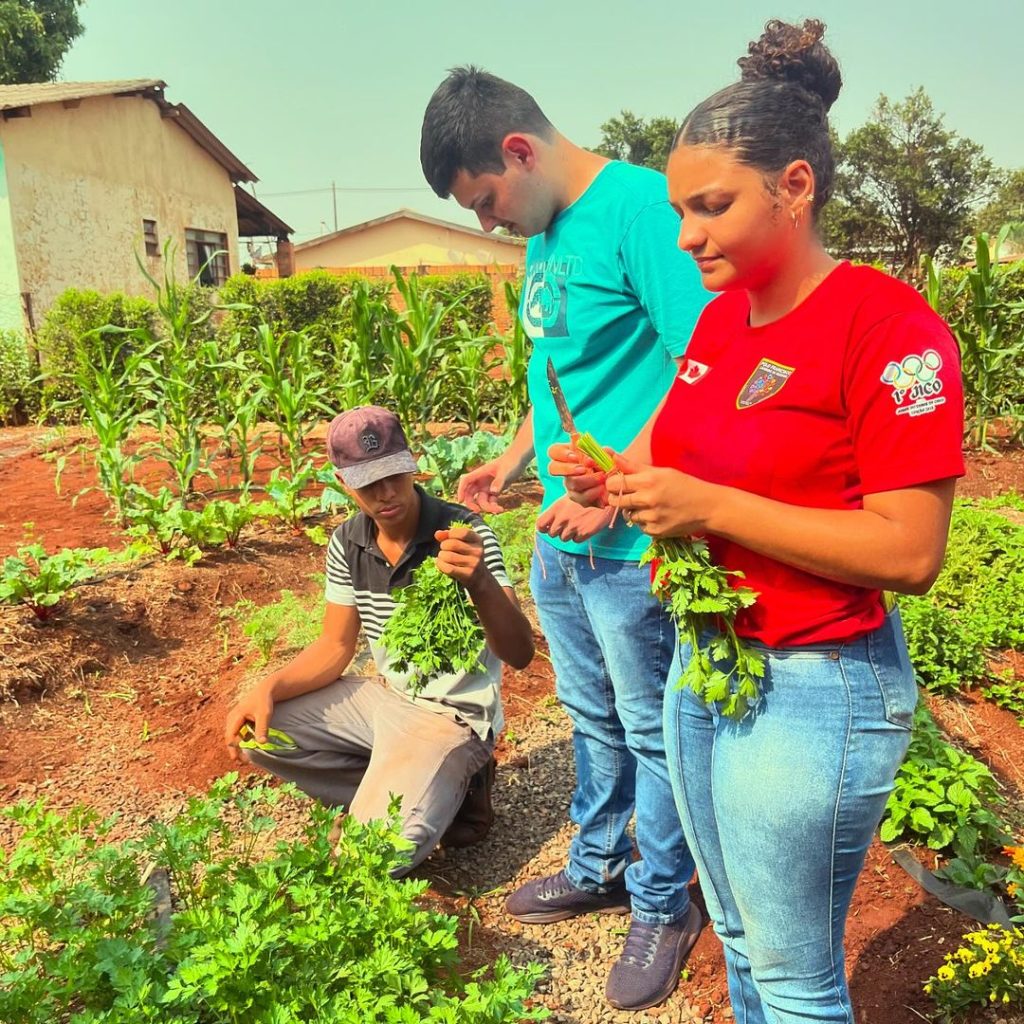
[505,869,631,924]
[605,902,704,1010]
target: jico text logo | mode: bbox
[880,350,945,417]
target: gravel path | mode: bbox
[422,704,715,1024]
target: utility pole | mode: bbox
[332,181,338,232]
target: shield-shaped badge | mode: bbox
[736,358,795,409]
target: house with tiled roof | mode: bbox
[0,79,291,332]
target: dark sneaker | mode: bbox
[506,869,631,924]
[441,757,496,849]
[605,902,704,1010]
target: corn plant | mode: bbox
[197,333,266,494]
[382,268,476,439]
[446,325,497,431]
[329,279,390,409]
[0,545,96,620]
[118,245,219,497]
[64,333,152,521]
[497,279,531,427]
[924,225,1024,448]
[253,325,330,477]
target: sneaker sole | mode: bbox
[605,904,705,1011]
[508,900,631,925]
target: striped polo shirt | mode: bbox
[324,487,509,740]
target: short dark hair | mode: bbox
[420,66,554,198]
[674,19,842,214]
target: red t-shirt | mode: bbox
[650,261,965,647]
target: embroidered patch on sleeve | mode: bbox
[880,350,946,417]
[736,358,795,409]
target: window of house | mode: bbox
[143,219,160,258]
[185,228,230,286]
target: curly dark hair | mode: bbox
[675,19,843,214]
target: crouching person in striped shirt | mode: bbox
[225,405,534,873]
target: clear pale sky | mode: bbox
[61,0,1023,252]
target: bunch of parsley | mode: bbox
[642,537,764,720]
[380,543,485,693]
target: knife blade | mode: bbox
[545,357,579,441]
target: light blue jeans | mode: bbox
[530,536,696,925]
[664,609,916,1023]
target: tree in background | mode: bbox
[974,168,1024,237]
[592,110,678,171]
[0,0,84,85]
[823,88,995,275]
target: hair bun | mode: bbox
[738,19,842,112]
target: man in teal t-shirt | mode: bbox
[420,67,711,1013]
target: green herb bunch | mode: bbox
[380,524,485,692]
[641,536,764,720]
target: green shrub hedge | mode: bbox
[0,329,39,425]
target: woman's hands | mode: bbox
[548,442,718,540]
[606,455,717,539]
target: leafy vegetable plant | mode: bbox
[0,776,548,1024]
[642,537,764,721]
[379,526,485,692]
[251,463,319,530]
[0,545,97,620]
[880,706,1008,858]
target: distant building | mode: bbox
[292,208,524,273]
[0,79,291,333]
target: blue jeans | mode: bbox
[530,536,696,925]
[664,608,917,1023]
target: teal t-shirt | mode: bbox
[522,160,710,559]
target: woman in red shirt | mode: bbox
[551,19,964,1024]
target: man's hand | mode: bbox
[537,496,614,542]
[435,525,486,589]
[224,682,275,762]
[548,441,611,507]
[458,457,515,514]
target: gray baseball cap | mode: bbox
[326,405,418,489]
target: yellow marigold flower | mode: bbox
[1008,882,1019,898]
[1003,845,1024,870]
[937,965,956,982]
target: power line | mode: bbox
[259,185,433,198]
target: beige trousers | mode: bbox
[246,676,492,873]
